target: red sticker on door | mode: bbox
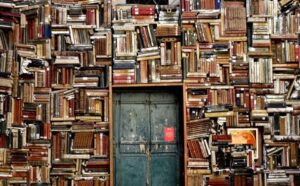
[164,127,175,142]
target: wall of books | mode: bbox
[0,0,112,185]
[182,0,300,185]
[0,0,300,185]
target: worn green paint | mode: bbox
[114,91,180,186]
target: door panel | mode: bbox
[150,102,178,153]
[119,155,147,186]
[151,154,178,186]
[119,103,149,153]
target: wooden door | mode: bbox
[114,91,180,186]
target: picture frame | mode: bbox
[227,127,259,159]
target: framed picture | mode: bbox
[227,128,259,159]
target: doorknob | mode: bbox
[139,143,145,153]
[145,147,151,160]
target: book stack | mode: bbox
[231,169,254,186]
[19,2,52,183]
[181,0,231,84]
[155,5,182,83]
[181,0,221,12]
[267,170,290,186]
[234,87,251,126]
[19,3,52,59]
[112,12,137,84]
[50,0,111,184]
[185,86,211,182]
[0,1,53,185]
[112,4,184,84]
[0,12,15,184]
[203,175,231,186]
[135,23,160,82]
[182,0,257,185]
[182,0,300,185]
[249,58,273,84]
[113,4,158,84]
[231,62,249,85]
[131,5,156,24]
[91,30,112,66]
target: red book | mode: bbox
[250,95,254,110]
[173,42,178,65]
[55,134,60,160]
[131,5,155,16]
[44,123,50,139]
[181,0,185,11]
[0,11,20,17]
[46,67,50,88]
[38,24,43,38]
[207,89,211,105]
[113,79,135,84]
[0,134,6,148]
[212,134,232,142]
[86,8,96,25]
[32,166,37,182]
[102,134,108,156]
[244,92,250,109]
[185,0,190,11]
[295,44,299,62]
[113,75,135,81]
[68,99,75,117]
[140,26,151,48]
[186,108,190,121]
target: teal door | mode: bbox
[113,90,181,186]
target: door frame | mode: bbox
[112,86,184,186]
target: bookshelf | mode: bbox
[182,0,300,185]
[50,1,112,185]
[0,0,113,185]
[0,0,300,185]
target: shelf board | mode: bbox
[272,63,298,68]
[51,84,74,89]
[112,82,183,88]
[270,34,297,40]
[51,117,76,122]
[251,15,274,18]
[216,36,247,41]
[248,52,273,57]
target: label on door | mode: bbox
[164,127,175,142]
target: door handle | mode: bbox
[145,147,151,160]
[139,143,146,153]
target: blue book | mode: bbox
[113,62,135,69]
[44,24,51,39]
[215,0,221,9]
